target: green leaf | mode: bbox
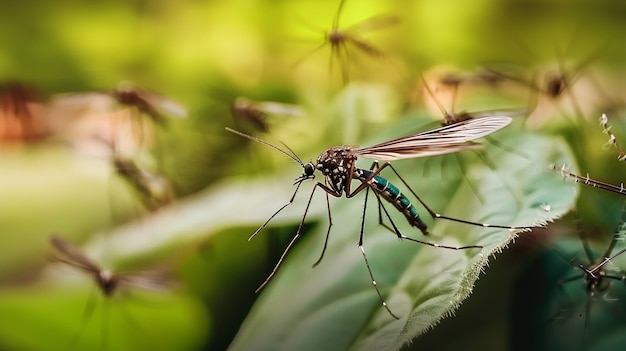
[227,119,579,351]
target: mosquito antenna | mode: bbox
[226,127,305,167]
[332,0,347,31]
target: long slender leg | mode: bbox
[256,183,340,292]
[582,291,592,351]
[359,187,400,319]
[100,300,110,351]
[382,162,527,230]
[248,181,305,241]
[375,190,482,250]
[350,161,528,231]
[453,153,485,204]
[69,291,98,348]
[312,190,334,267]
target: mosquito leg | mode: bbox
[257,183,340,292]
[249,181,304,241]
[453,153,485,204]
[359,186,400,319]
[69,290,98,348]
[376,193,482,250]
[312,191,333,267]
[373,162,530,231]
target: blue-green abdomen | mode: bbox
[356,169,428,234]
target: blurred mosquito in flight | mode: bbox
[228,115,531,319]
[484,40,605,127]
[0,82,47,144]
[111,154,175,212]
[552,206,626,351]
[230,96,303,133]
[47,82,187,155]
[49,235,169,348]
[90,136,175,213]
[296,0,398,84]
[419,74,527,203]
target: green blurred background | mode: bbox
[2,0,626,350]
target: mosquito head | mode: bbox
[98,270,119,297]
[295,161,316,184]
[546,74,566,98]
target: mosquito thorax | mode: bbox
[315,146,357,193]
[546,75,566,97]
[98,270,119,297]
[327,30,345,46]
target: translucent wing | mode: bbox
[117,271,172,291]
[50,235,101,275]
[355,115,512,160]
[344,14,399,34]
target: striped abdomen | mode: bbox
[355,169,428,235]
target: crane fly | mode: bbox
[228,115,530,319]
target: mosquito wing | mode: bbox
[50,235,102,275]
[355,115,512,160]
[117,270,173,291]
[344,14,399,34]
[114,83,187,121]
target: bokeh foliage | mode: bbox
[1,0,626,350]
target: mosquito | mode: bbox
[0,82,46,143]
[110,81,187,126]
[111,155,175,212]
[93,136,175,212]
[49,235,168,349]
[228,115,530,319]
[484,40,604,126]
[230,96,303,133]
[419,74,527,203]
[554,208,626,351]
[297,0,398,84]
